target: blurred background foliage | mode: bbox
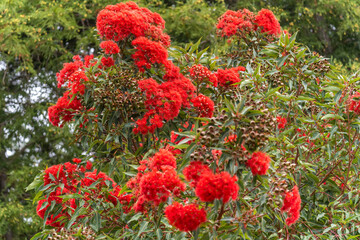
[0,0,359,238]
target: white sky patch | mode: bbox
[0,61,6,71]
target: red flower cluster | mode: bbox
[217,9,255,37]
[183,161,211,188]
[189,64,218,87]
[216,66,245,88]
[99,40,120,54]
[97,2,197,134]
[96,1,166,42]
[349,92,360,114]
[145,25,171,47]
[276,116,287,129]
[134,79,180,134]
[224,134,237,143]
[217,8,281,37]
[67,71,88,95]
[96,1,170,72]
[36,189,76,228]
[149,148,177,170]
[49,54,102,127]
[211,149,223,162]
[191,94,215,118]
[195,171,239,203]
[101,57,115,68]
[255,9,281,36]
[165,202,207,232]
[48,91,82,127]
[56,55,84,88]
[126,149,185,212]
[281,185,301,226]
[37,159,131,228]
[134,75,195,134]
[95,3,196,135]
[246,151,271,175]
[132,37,168,72]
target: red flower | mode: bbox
[189,64,218,87]
[246,151,271,175]
[216,67,244,88]
[163,61,182,81]
[72,158,81,164]
[131,37,168,72]
[108,186,132,212]
[255,9,281,36]
[36,199,48,219]
[44,164,66,186]
[165,202,207,232]
[56,56,84,88]
[149,149,177,170]
[217,9,255,37]
[211,149,222,162]
[183,161,211,187]
[195,171,239,203]
[81,170,115,189]
[139,168,185,205]
[224,134,237,143]
[101,57,115,67]
[96,2,165,42]
[86,161,92,170]
[36,187,77,228]
[349,92,360,114]
[145,25,171,47]
[276,116,287,129]
[191,94,215,118]
[48,91,82,127]
[99,40,120,54]
[281,185,301,226]
[84,54,96,67]
[127,150,185,212]
[134,77,192,134]
[67,71,88,95]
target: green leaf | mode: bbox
[321,114,344,121]
[297,96,315,101]
[136,221,149,239]
[90,211,101,232]
[295,48,307,59]
[129,213,142,223]
[26,176,43,192]
[66,206,85,229]
[156,229,163,240]
[277,55,290,68]
[307,172,320,184]
[30,232,47,240]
